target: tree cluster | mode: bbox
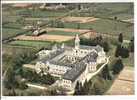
[112,58,124,75]
[100,64,112,80]
[22,69,55,85]
[3,49,37,91]
[115,44,129,58]
[80,35,110,52]
[118,33,123,43]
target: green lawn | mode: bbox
[9,40,52,49]
[47,30,80,36]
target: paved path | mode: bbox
[27,83,48,90]
[23,64,35,69]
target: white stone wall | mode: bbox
[87,62,97,72]
[67,49,90,58]
[97,51,106,64]
[61,79,72,88]
[35,61,71,77]
[35,61,46,73]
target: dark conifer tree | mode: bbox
[118,33,123,43]
[112,58,124,75]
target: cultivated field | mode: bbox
[61,16,99,23]
[59,19,133,39]
[14,34,74,42]
[106,67,134,95]
[46,27,89,33]
[9,40,51,48]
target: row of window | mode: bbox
[63,80,71,84]
[52,68,66,74]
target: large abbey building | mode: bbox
[35,34,106,89]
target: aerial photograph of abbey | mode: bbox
[2,3,134,96]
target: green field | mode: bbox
[72,3,133,20]
[14,8,68,18]
[9,40,52,49]
[2,28,24,40]
[47,30,80,36]
[3,22,24,29]
[58,19,133,39]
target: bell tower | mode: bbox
[75,34,80,49]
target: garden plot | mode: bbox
[46,28,89,33]
[61,16,99,23]
[12,4,32,8]
[14,34,74,42]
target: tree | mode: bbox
[118,33,123,43]
[129,37,134,52]
[9,88,17,96]
[40,73,55,85]
[18,81,28,90]
[112,58,124,75]
[78,4,81,10]
[114,16,118,20]
[115,44,121,57]
[121,46,129,58]
[101,41,110,52]
[101,64,112,80]
[74,81,80,95]
[4,67,19,89]
[81,80,89,95]
[115,44,129,58]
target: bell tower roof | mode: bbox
[75,34,80,49]
[75,34,80,42]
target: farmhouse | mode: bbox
[35,34,106,89]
